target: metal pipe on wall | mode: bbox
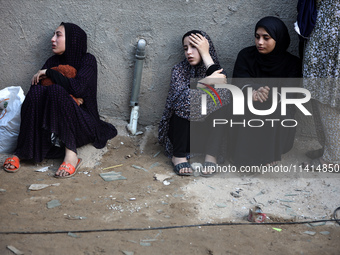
[127,39,146,135]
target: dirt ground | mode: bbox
[0,120,339,255]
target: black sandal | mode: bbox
[200,162,217,177]
[173,162,193,176]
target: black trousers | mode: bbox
[168,108,226,158]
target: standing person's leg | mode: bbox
[303,100,340,169]
[317,101,340,165]
[305,99,325,159]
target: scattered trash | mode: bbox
[247,205,267,223]
[131,165,148,172]
[139,242,151,247]
[191,162,202,177]
[47,199,61,209]
[279,199,294,203]
[122,251,134,255]
[154,173,172,182]
[272,228,282,232]
[6,245,24,255]
[68,232,80,238]
[231,188,243,198]
[207,185,216,190]
[153,151,161,158]
[320,231,330,235]
[230,191,241,198]
[215,203,227,208]
[255,189,266,196]
[35,166,49,172]
[100,171,127,181]
[303,231,316,236]
[66,215,87,220]
[0,189,6,192]
[102,164,123,171]
[125,155,132,159]
[163,180,171,186]
[28,183,60,191]
[129,198,136,201]
[149,162,160,170]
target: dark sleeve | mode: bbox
[206,64,220,76]
[206,64,227,77]
[45,68,71,91]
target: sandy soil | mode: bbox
[0,121,339,255]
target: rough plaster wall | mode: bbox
[0,0,316,136]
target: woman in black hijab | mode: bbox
[229,16,301,167]
[3,23,117,177]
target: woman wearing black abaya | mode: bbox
[3,23,117,177]
[229,16,301,167]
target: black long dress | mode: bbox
[229,17,301,167]
[14,23,117,162]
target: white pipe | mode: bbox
[126,106,139,135]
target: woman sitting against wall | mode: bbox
[229,16,302,167]
[3,22,117,177]
[158,30,229,176]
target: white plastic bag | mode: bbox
[0,86,25,153]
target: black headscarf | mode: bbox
[233,16,300,78]
[59,22,87,71]
[254,16,291,74]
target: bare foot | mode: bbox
[265,161,279,167]
[3,155,20,172]
[55,148,79,177]
[172,156,192,175]
[201,154,217,175]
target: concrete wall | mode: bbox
[0,0,316,136]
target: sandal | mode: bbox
[173,162,193,176]
[3,156,20,173]
[55,158,82,178]
[200,162,217,177]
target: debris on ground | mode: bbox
[6,245,24,255]
[28,183,60,191]
[99,171,127,181]
[47,199,61,209]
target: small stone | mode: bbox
[320,231,330,235]
[230,192,241,198]
[303,231,316,236]
[308,222,326,227]
[139,242,151,247]
[215,203,227,208]
[122,251,134,255]
[47,199,61,209]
